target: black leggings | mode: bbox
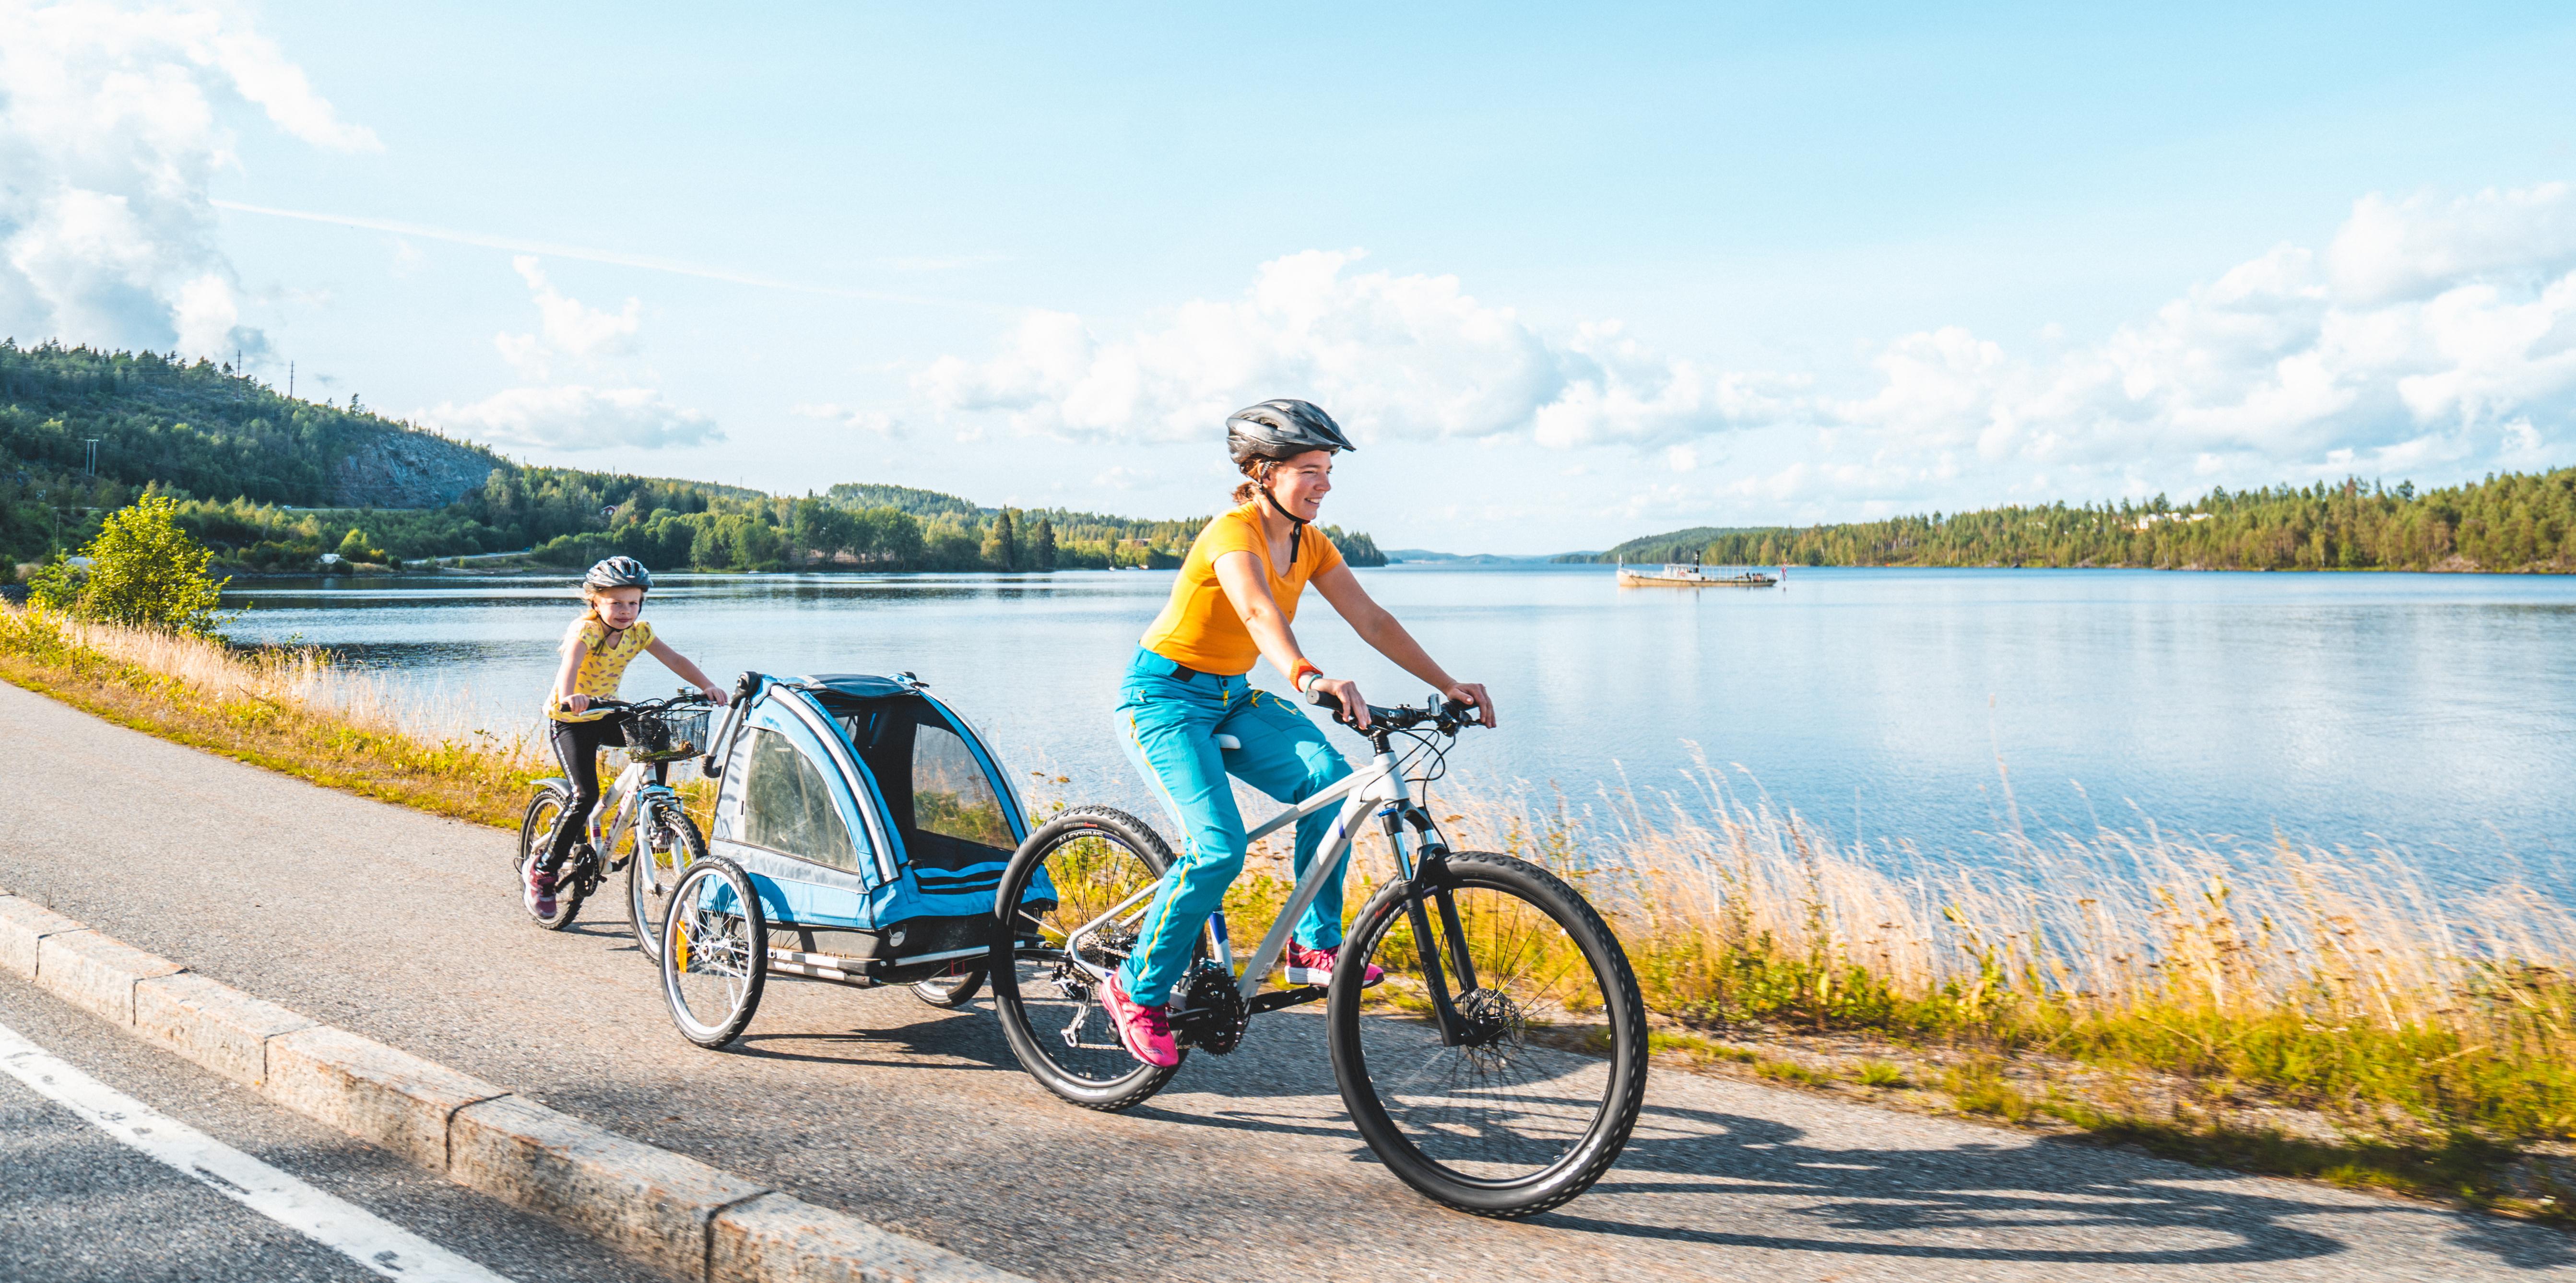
[542,713,630,873]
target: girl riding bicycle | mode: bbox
[527,556,729,918]
[1095,399,1496,1068]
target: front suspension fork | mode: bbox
[1387,806,1482,1047]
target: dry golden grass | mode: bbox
[0,603,542,827]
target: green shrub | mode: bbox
[35,497,233,635]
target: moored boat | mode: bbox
[1616,559,1777,588]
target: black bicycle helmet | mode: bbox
[583,555,652,591]
[1225,398,1356,466]
[1225,399,1354,563]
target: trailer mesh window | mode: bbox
[739,727,862,874]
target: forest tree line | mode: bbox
[0,340,1386,577]
[1572,470,2576,574]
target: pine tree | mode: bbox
[981,508,1019,570]
[1032,518,1056,572]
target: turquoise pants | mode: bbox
[1113,647,1354,1005]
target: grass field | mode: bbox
[4,600,2570,1224]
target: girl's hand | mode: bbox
[1312,676,1370,730]
[702,685,730,707]
[1442,682,1496,729]
[563,693,591,713]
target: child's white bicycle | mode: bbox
[988,691,1648,1218]
[514,692,711,951]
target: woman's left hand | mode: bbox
[1442,682,1496,728]
[703,685,730,707]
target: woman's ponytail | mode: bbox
[1232,457,1277,507]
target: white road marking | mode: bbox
[0,1018,515,1283]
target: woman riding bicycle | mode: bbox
[1095,399,1496,1068]
[528,556,729,918]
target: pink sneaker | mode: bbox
[1095,973,1179,1068]
[1285,941,1382,989]
[523,863,558,918]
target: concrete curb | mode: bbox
[0,892,1030,1283]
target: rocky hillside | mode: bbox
[329,424,500,508]
[0,341,501,510]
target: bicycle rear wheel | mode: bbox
[1328,851,1647,1217]
[989,806,1189,1111]
[516,784,587,930]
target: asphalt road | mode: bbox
[3,680,2569,1283]
[0,968,656,1283]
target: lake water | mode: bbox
[219,565,2576,898]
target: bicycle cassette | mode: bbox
[1170,962,1248,1055]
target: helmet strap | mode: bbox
[1257,467,1306,564]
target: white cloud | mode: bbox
[918,248,1787,449]
[1819,184,2576,501]
[789,401,898,436]
[493,255,638,378]
[0,1,375,356]
[429,254,717,453]
[422,386,721,452]
[926,183,2576,519]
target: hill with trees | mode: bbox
[0,341,1387,578]
[1565,470,2576,573]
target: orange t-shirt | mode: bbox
[1139,504,1346,676]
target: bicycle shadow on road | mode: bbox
[1536,1097,2566,1272]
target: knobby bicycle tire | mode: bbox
[1328,851,1649,1217]
[989,805,1190,1111]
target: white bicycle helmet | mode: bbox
[583,555,652,591]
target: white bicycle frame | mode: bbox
[1063,735,1440,1004]
[578,752,696,876]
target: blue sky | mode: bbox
[8,2,2576,551]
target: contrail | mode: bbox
[211,200,1004,312]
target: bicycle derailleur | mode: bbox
[1169,961,1249,1055]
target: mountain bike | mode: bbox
[988,691,1648,1217]
[515,692,712,947]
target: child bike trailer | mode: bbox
[656,671,1054,1048]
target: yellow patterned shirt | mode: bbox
[549,617,656,721]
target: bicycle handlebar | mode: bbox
[554,691,711,715]
[1306,685,1481,737]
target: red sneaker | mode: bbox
[1285,941,1382,988]
[523,863,558,918]
[1095,973,1179,1068]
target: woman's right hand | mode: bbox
[562,693,590,713]
[1312,676,1370,730]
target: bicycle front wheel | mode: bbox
[1329,851,1647,1218]
[626,798,706,964]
